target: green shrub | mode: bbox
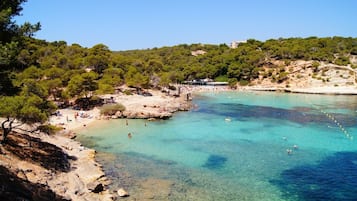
[37,124,62,135]
[239,79,250,86]
[123,89,133,95]
[228,78,238,89]
[215,75,229,82]
[312,61,320,68]
[100,103,126,116]
[334,56,350,66]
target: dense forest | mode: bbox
[1,1,357,141]
[4,35,357,98]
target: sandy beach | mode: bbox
[49,88,193,131]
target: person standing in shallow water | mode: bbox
[128,133,132,139]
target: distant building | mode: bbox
[230,40,247,49]
[183,78,228,86]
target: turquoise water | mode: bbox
[78,91,357,201]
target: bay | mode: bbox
[78,91,357,201]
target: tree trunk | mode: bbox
[1,118,13,144]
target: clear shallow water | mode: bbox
[78,91,357,201]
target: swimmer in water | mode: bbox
[128,133,132,139]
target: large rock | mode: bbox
[122,110,172,119]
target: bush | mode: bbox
[215,75,229,82]
[100,103,126,116]
[228,78,238,89]
[75,96,104,110]
[123,89,133,95]
[37,124,62,135]
[239,79,250,86]
[334,56,350,66]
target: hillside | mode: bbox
[248,57,357,93]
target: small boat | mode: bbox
[225,118,231,122]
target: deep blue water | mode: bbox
[78,91,357,200]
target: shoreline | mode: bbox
[242,85,357,95]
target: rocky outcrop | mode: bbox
[106,92,192,120]
[0,131,114,201]
[0,165,68,201]
[121,110,173,119]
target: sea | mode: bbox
[77,91,357,201]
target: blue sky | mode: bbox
[16,0,357,51]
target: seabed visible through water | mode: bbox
[78,91,357,201]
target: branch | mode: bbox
[1,118,10,130]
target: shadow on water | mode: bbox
[198,103,357,127]
[271,151,357,201]
[202,154,227,169]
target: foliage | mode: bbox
[125,66,150,89]
[334,56,350,66]
[74,96,103,110]
[66,72,98,98]
[0,0,41,95]
[100,104,126,116]
[228,78,238,88]
[37,124,62,135]
[0,95,56,143]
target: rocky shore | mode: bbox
[107,91,192,120]
[0,131,113,201]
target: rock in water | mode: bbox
[117,188,129,197]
